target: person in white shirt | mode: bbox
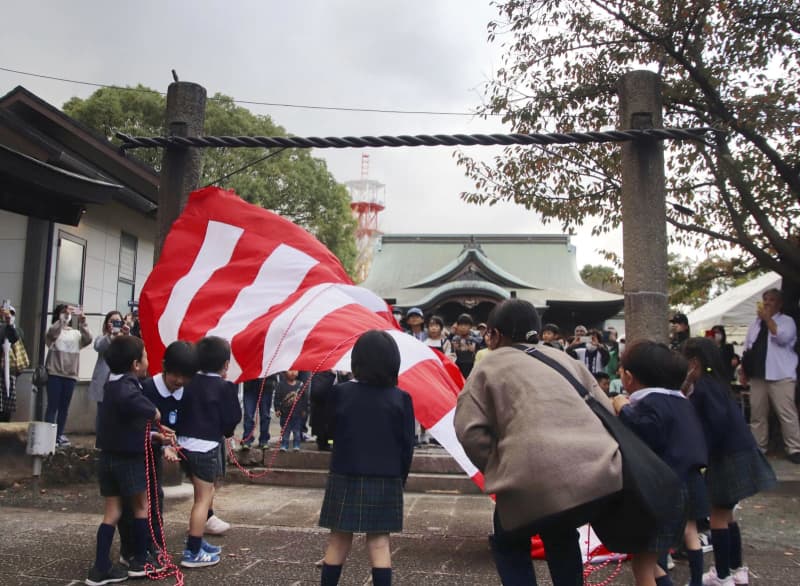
[741,288,800,463]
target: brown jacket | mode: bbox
[454,344,623,530]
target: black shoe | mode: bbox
[127,552,164,578]
[788,452,800,464]
[85,563,128,585]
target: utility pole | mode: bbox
[617,70,669,344]
[155,81,207,261]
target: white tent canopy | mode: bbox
[687,272,782,343]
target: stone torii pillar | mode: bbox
[155,81,207,261]
[154,81,206,484]
[617,70,669,344]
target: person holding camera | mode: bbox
[45,304,93,447]
[0,302,29,422]
[88,310,130,431]
[567,329,610,377]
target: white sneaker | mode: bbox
[698,532,714,553]
[702,567,735,586]
[730,566,749,585]
[204,514,231,536]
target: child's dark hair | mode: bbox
[351,330,400,387]
[486,299,541,344]
[105,335,145,374]
[620,340,687,389]
[52,303,69,324]
[195,336,231,373]
[428,315,445,329]
[163,340,197,377]
[456,313,474,326]
[594,372,610,383]
[542,323,560,336]
[681,337,729,385]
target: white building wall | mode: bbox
[0,209,29,308]
[48,200,156,382]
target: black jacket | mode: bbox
[273,379,308,420]
[180,374,242,441]
[689,375,756,459]
[328,380,415,481]
[141,376,184,436]
[309,371,336,435]
[96,374,157,454]
[619,390,707,481]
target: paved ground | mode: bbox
[1,467,799,586]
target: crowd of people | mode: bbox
[454,298,785,586]
[82,329,412,586]
[13,288,797,586]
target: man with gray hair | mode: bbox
[741,288,800,463]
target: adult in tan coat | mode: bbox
[455,299,623,586]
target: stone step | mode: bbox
[229,446,466,475]
[225,466,482,494]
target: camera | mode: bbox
[111,319,124,334]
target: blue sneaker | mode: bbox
[185,537,222,555]
[180,548,220,568]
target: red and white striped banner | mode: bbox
[139,187,482,487]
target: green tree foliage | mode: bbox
[64,87,357,274]
[582,255,756,309]
[580,264,623,293]
[458,0,800,290]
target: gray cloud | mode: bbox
[1,0,620,267]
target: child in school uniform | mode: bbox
[612,340,708,586]
[681,338,777,586]
[141,342,198,550]
[117,341,195,563]
[168,336,241,569]
[273,370,307,452]
[86,335,160,586]
[318,330,416,586]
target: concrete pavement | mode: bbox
[1,476,799,585]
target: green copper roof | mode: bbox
[359,234,621,308]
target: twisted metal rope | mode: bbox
[117,127,718,150]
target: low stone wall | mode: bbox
[0,422,31,488]
[41,446,97,486]
[0,422,98,488]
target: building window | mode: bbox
[54,231,86,306]
[116,232,138,313]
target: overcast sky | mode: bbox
[1,0,622,267]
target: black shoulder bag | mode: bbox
[515,345,682,553]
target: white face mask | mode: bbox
[714,333,723,343]
[585,342,597,352]
[8,315,15,326]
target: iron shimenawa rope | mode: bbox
[116,127,719,151]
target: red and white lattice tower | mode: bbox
[346,154,385,283]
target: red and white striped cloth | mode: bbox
[139,186,482,488]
